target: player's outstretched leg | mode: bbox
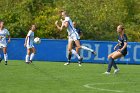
[81,46,96,56]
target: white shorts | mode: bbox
[0,43,7,48]
[68,33,80,42]
[26,44,34,49]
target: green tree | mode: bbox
[0,0,140,41]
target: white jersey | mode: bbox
[0,28,10,45]
[27,30,34,47]
[64,17,80,41]
[64,17,77,35]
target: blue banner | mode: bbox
[5,38,140,64]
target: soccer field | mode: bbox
[0,60,139,93]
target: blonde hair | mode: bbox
[118,25,124,30]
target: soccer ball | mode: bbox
[34,37,41,44]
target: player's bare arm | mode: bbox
[8,35,11,43]
[55,20,68,31]
[24,36,28,47]
[114,44,119,50]
[55,21,63,31]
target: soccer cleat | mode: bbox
[78,57,83,64]
[114,69,120,74]
[103,71,110,75]
[64,62,70,65]
[78,64,82,66]
[5,61,7,65]
[25,62,30,64]
[30,60,32,63]
[92,51,97,56]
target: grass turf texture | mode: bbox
[0,60,139,93]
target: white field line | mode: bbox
[83,82,134,93]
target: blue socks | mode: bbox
[107,58,118,72]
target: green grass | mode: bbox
[0,60,140,93]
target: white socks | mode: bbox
[25,55,30,62]
[30,53,35,61]
[26,53,35,62]
[4,53,8,61]
[81,46,94,52]
[71,49,81,59]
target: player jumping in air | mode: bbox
[24,25,36,64]
[55,11,96,66]
[104,25,127,74]
[68,21,96,63]
[0,20,11,65]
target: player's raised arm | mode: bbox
[55,20,66,31]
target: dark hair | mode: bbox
[59,10,67,14]
[59,10,65,13]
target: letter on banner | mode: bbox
[134,45,140,61]
[94,44,105,61]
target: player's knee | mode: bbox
[76,46,81,49]
[111,56,115,59]
[108,55,112,59]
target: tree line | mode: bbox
[0,0,140,41]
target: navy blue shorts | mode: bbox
[121,50,127,56]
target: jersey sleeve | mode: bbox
[64,17,69,22]
[5,29,10,36]
[123,34,127,42]
[27,31,32,37]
